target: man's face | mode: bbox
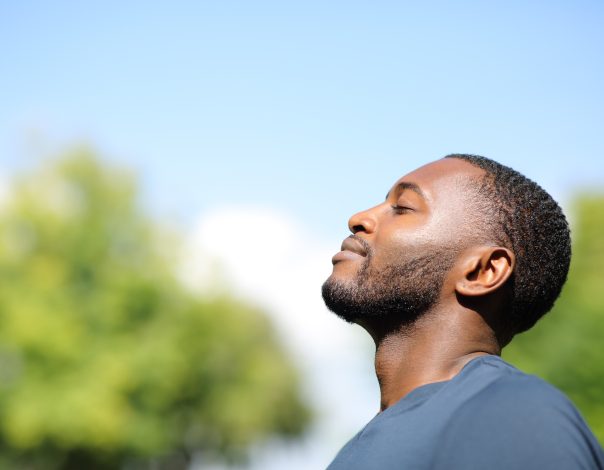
[322,158,485,324]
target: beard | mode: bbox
[322,244,457,325]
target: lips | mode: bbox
[332,236,368,265]
[341,236,368,257]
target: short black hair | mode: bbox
[445,154,571,336]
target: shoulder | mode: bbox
[433,356,604,469]
[461,356,575,414]
[456,356,596,431]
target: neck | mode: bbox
[359,306,501,411]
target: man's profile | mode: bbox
[322,155,604,469]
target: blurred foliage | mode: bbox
[504,194,604,443]
[0,148,311,469]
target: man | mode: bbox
[322,154,604,469]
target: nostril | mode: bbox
[349,209,376,234]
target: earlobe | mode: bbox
[455,247,515,297]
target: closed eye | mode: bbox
[391,205,413,215]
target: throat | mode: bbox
[371,315,499,411]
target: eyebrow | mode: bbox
[385,182,426,201]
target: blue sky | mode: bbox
[1,2,603,467]
[1,1,603,241]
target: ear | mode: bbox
[455,246,515,297]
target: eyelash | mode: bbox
[391,205,412,214]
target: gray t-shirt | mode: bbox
[328,355,604,469]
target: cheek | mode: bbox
[373,223,463,268]
[398,211,466,246]
[375,225,436,261]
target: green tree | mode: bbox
[504,194,604,443]
[0,148,311,469]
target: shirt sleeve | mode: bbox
[432,376,604,470]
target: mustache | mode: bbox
[349,234,373,259]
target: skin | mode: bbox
[328,158,515,411]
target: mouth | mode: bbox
[331,235,368,265]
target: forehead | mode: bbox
[391,158,485,201]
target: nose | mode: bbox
[348,206,378,235]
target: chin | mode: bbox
[321,275,362,323]
[324,272,356,292]
[330,258,366,281]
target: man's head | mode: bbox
[322,155,571,341]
